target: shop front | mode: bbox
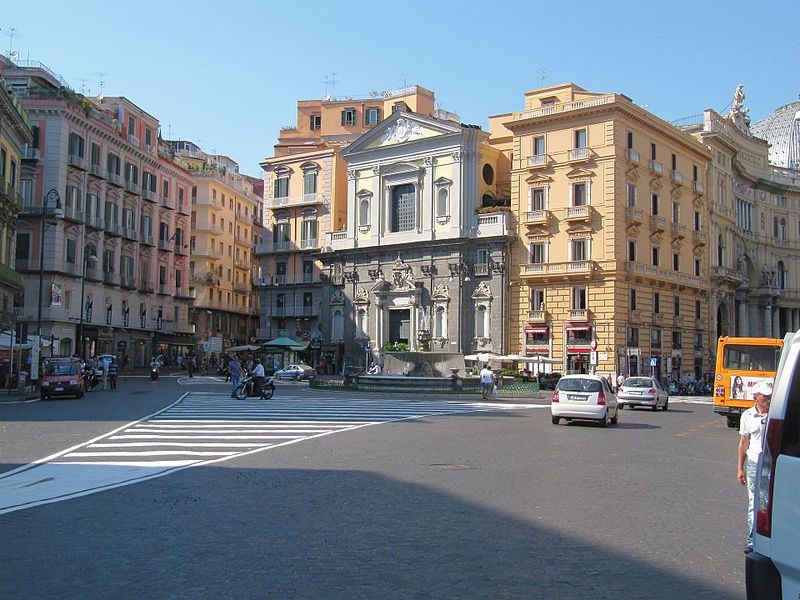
[524,324,552,375]
[565,323,593,374]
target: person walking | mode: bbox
[737,380,773,554]
[479,364,494,400]
[99,356,110,390]
[229,355,242,398]
[107,358,118,391]
[187,355,196,378]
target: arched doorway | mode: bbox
[717,301,731,338]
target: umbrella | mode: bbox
[262,337,302,348]
[226,344,261,353]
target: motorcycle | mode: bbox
[234,373,275,400]
[83,366,101,391]
[150,363,160,381]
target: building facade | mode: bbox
[171,141,260,352]
[490,84,712,380]
[321,110,512,371]
[680,91,800,345]
[0,67,29,329]
[2,58,194,366]
[257,86,438,364]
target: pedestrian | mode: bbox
[479,364,494,400]
[616,373,625,391]
[737,380,773,554]
[108,358,118,390]
[229,355,242,398]
[188,355,197,378]
[252,358,265,396]
[99,355,110,390]
[202,357,208,375]
[176,354,184,370]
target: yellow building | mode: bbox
[257,86,438,362]
[171,141,260,351]
[490,84,712,380]
[0,72,28,327]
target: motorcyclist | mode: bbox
[252,359,265,396]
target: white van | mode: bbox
[746,332,800,599]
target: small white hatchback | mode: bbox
[551,374,619,427]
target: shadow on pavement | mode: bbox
[0,464,735,599]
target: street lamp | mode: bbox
[36,188,64,347]
[78,246,98,360]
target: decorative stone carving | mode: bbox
[471,281,492,300]
[728,83,751,134]
[391,257,417,290]
[354,287,370,305]
[432,283,450,300]
[451,151,461,162]
[347,169,356,180]
[423,156,434,167]
[329,290,344,305]
[380,118,425,144]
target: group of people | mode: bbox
[225,354,266,398]
[84,355,119,390]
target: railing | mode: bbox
[476,212,512,236]
[301,238,318,250]
[21,146,40,160]
[692,181,705,193]
[161,196,173,209]
[89,163,106,179]
[692,230,707,244]
[625,207,643,222]
[108,172,124,187]
[568,147,589,161]
[234,258,250,269]
[120,275,136,289]
[650,160,664,174]
[158,239,171,251]
[86,215,104,230]
[525,210,549,225]
[122,226,137,241]
[234,282,249,292]
[269,193,325,208]
[649,215,666,229]
[564,205,591,219]
[127,134,140,147]
[527,310,547,322]
[68,153,87,170]
[671,170,684,184]
[514,94,614,120]
[273,241,290,253]
[139,281,154,294]
[473,263,489,276]
[569,309,589,321]
[623,262,703,288]
[142,189,156,201]
[527,154,547,167]
[670,223,686,236]
[175,243,189,256]
[140,234,154,246]
[711,265,743,283]
[521,261,595,277]
[626,149,640,163]
[254,242,270,255]
[15,257,33,271]
[158,283,168,294]
[124,180,141,194]
[62,204,84,222]
[103,271,117,285]
[105,223,122,237]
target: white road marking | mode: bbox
[0,392,538,515]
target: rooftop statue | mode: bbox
[728,83,752,134]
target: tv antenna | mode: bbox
[321,73,338,98]
[94,72,110,98]
[78,77,91,95]
[3,27,22,57]
[536,69,551,83]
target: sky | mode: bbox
[3,0,798,176]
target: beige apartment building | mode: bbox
[1,57,194,367]
[257,86,437,364]
[171,141,260,352]
[490,83,712,380]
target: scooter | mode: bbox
[234,374,275,400]
[83,366,101,391]
[150,364,160,380]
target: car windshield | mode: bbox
[557,378,601,393]
[46,364,79,376]
[624,378,654,388]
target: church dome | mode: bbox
[751,101,800,169]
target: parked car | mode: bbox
[551,374,618,427]
[274,364,316,380]
[40,357,84,400]
[617,376,669,411]
[746,331,800,599]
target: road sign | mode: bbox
[650,358,658,367]
[208,336,223,353]
[590,339,597,351]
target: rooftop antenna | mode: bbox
[94,72,109,98]
[78,77,90,95]
[321,73,338,98]
[537,69,551,83]
[4,28,22,57]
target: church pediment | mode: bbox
[525,173,553,185]
[343,111,463,156]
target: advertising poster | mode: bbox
[730,375,773,400]
[50,283,63,307]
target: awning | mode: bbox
[565,324,592,332]
[290,341,310,351]
[524,325,549,334]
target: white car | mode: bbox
[746,331,800,599]
[617,376,669,411]
[551,374,619,427]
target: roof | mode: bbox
[751,102,800,169]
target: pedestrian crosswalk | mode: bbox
[0,392,541,515]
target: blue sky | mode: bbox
[3,0,798,175]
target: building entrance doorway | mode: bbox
[389,309,410,346]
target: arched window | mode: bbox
[437,187,449,218]
[357,309,368,338]
[434,306,446,338]
[332,309,344,340]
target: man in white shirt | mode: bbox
[737,380,773,553]
[479,365,495,400]
[252,359,266,395]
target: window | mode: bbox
[572,286,586,309]
[694,259,701,277]
[107,153,120,175]
[674,296,680,316]
[529,242,545,264]
[476,248,490,268]
[127,116,136,137]
[777,261,787,289]
[779,218,787,241]
[65,239,76,264]
[358,195,370,227]
[673,331,682,349]
[671,202,679,224]
[695,300,701,319]
[694,331,703,350]
[694,211,701,230]
[482,164,494,185]
[651,193,659,215]
[673,253,679,271]
[310,114,321,130]
[301,217,318,246]
[671,153,677,171]
[341,109,357,126]
[68,132,85,158]
[574,129,587,149]
[627,131,633,149]
[627,183,637,208]
[332,309,344,340]
[651,328,662,348]
[532,136,545,156]
[390,184,415,233]
[629,289,637,310]
[572,182,587,206]
[628,240,636,261]
[300,171,318,198]
[531,187,545,211]
[627,327,639,347]
[302,260,314,283]
[717,235,725,266]
[273,176,289,199]
[530,289,545,311]
[91,143,101,166]
[365,107,381,125]
[125,162,138,184]
[356,309,368,338]
[651,143,657,161]
[475,306,488,338]
[653,292,660,314]
[652,247,660,267]
[162,179,169,200]
[437,187,449,218]
[571,239,587,261]
[145,127,152,147]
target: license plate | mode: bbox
[568,394,587,401]
[54,387,64,391]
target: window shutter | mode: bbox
[341,111,346,126]
[569,184,573,207]
[376,108,381,122]
[586,180,592,205]
[310,114,315,129]
[527,187,532,212]
[273,178,279,198]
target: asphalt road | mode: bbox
[0,378,745,599]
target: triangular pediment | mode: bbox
[343,111,464,156]
[565,167,594,179]
[525,173,553,185]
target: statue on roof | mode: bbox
[728,84,751,134]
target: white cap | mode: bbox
[751,381,773,397]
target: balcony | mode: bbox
[625,207,643,225]
[234,258,250,269]
[272,241,291,253]
[513,95,614,121]
[108,172,124,187]
[670,222,686,238]
[269,193,326,208]
[103,270,118,286]
[234,232,250,245]
[127,134,140,147]
[649,160,664,175]
[524,210,550,226]
[158,239,171,251]
[670,170,684,184]
[175,243,189,256]
[84,266,102,282]
[568,309,589,321]
[520,260,595,280]
[68,153,87,170]
[649,215,666,232]
[158,283,169,295]
[120,274,137,289]
[692,230,707,246]
[86,215,105,230]
[122,226,138,241]
[253,242,271,255]
[62,204,84,223]
[476,211,512,237]
[626,149,640,164]
[692,180,705,194]
[174,286,193,299]
[21,146,40,161]
[300,238,319,250]
[711,265,744,285]
[106,223,122,237]
[568,147,590,162]
[161,196,173,210]
[142,189,156,202]
[527,310,547,323]
[327,231,349,252]
[623,262,703,289]
[527,154,548,168]
[124,179,141,195]
[234,282,250,292]
[89,163,106,179]
[139,281,155,294]
[473,263,489,276]
[563,205,591,222]
[140,234,155,246]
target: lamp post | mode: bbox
[78,246,98,360]
[36,188,64,347]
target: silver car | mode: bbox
[617,377,669,411]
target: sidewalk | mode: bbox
[0,386,39,403]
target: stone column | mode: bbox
[737,300,749,337]
[764,305,773,338]
[773,305,781,338]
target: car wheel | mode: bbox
[40,393,47,401]
[662,398,669,411]
[610,409,619,425]
[551,416,560,425]
[618,403,625,409]
[726,415,739,429]
[76,390,84,399]
[651,404,658,411]
[599,411,608,428]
